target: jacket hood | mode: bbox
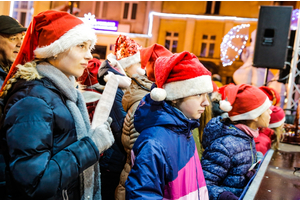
[122,74,152,112]
[202,116,252,149]
[134,93,200,137]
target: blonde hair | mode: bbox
[271,126,284,150]
[0,61,42,99]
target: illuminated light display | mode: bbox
[147,11,257,37]
[291,9,299,31]
[220,24,250,67]
[79,11,257,38]
[79,12,118,32]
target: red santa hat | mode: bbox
[140,43,172,82]
[78,58,101,87]
[0,10,96,93]
[269,106,285,128]
[107,35,143,72]
[259,86,280,106]
[219,84,271,121]
[150,51,213,101]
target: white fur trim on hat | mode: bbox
[230,97,271,121]
[269,117,285,128]
[34,23,97,58]
[118,51,141,69]
[150,88,167,101]
[163,75,213,101]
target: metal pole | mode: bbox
[286,13,300,110]
[264,68,269,86]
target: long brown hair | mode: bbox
[198,94,212,144]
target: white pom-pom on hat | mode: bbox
[150,88,167,101]
[219,99,232,112]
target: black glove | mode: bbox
[245,169,256,182]
[219,191,239,200]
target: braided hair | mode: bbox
[0,61,42,99]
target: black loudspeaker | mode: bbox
[253,6,292,69]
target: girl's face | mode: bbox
[50,40,93,78]
[256,108,272,128]
[176,93,210,120]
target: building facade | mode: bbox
[1,1,299,84]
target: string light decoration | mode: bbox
[291,9,299,31]
[220,24,250,67]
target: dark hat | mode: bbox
[0,15,27,34]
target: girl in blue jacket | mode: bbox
[125,49,213,200]
[0,11,114,200]
[201,84,272,200]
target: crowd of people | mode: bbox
[0,10,287,200]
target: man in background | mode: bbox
[0,15,26,198]
[0,15,27,86]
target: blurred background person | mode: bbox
[0,14,26,198]
[97,57,130,200]
[107,35,153,200]
[212,74,223,88]
[0,15,27,87]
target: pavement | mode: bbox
[243,143,300,200]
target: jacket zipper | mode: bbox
[250,141,254,165]
[62,189,69,200]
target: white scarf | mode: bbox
[36,62,101,200]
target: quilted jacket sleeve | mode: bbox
[125,138,168,200]
[201,141,232,200]
[109,88,127,152]
[121,103,139,154]
[4,96,100,199]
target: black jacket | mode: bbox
[0,65,8,198]
[1,78,100,200]
[97,60,126,173]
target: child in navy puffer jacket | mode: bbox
[201,84,272,200]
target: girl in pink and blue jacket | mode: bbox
[125,49,212,200]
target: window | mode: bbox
[200,34,216,58]
[164,32,179,53]
[205,1,221,14]
[95,2,108,18]
[123,2,138,20]
[12,1,34,27]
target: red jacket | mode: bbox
[254,127,274,155]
